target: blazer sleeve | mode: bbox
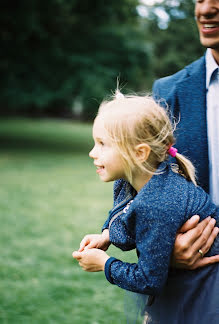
[104,205,179,295]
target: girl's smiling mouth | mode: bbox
[95,165,105,173]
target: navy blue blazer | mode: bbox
[153,56,209,193]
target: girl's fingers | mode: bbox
[80,240,96,251]
[78,245,85,252]
[79,238,90,252]
[84,241,97,250]
[72,251,82,260]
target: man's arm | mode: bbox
[171,215,219,269]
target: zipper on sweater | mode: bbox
[109,198,133,229]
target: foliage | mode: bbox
[0,0,149,119]
[0,0,206,119]
[143,0,204,85]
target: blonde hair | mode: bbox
[97,90,196,185]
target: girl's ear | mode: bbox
[135,144,151,162]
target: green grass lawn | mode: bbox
[0,119,140,324]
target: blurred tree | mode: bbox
[1,0,206,119]
[142,0,205,87]
[0,0,150,119]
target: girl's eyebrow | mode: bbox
[96,136,105,141]
[94,136,104,143]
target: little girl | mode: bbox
[73,91,219,323]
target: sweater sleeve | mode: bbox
[102,216,111,232]
[104,181,219,294]
[187,183,218,225]
[104,205,179,295]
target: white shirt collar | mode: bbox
[206,48,219,90]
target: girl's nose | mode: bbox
[89,147,95,159]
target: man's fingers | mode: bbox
[190,218,217,253]
[198,226,219,255]
[184,221,218,268]
[178,215,200,233]
[182,217,213,247]
[190,255,219,270]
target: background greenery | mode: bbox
[1,0,204,120]
[0,1,206,322]
[0,119,142,324]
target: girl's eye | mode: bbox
[100,141,104,146]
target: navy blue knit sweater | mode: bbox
[103,162,218,295]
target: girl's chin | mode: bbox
[98,174,114,182]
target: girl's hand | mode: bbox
[72,248,110,272]
[78,229,110,252]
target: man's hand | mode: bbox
[171,215,219,269]
[72,248,110,272]
[78,229,110,252]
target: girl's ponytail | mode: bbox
[168,146,197,185]
[175,153,197,185]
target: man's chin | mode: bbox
[200,36,219,50]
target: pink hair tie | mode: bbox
[168,146,178,157]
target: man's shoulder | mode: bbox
[153,56,205,95]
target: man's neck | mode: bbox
[211,48,219,65]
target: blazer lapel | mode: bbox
[177,56,206,121]
[175,56,209,191]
